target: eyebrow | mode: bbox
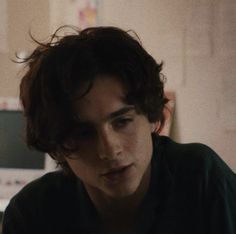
[107,106,135,120]
[77,106,136,126]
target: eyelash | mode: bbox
[73,117,134,140]
[113,117,133,129]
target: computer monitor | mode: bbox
[0,97,56,209]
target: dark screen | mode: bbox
[0,111,45,169]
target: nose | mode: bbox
[97,128,122,160]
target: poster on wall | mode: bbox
[50,0,98,32]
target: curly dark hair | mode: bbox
[19,26,168,171]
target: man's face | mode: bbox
[65,77,154,199]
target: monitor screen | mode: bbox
[0,110,45,169]
[0,97,56,205]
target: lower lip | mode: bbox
[102,164,133,182]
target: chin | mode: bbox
[104,181,140,200]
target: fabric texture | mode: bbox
[2,135,236,234]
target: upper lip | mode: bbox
[101,164,132,175]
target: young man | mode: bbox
[3,26,236,234]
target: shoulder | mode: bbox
[4,171,77,219]
[12,170,76,203]
[3,171,79,233]
[157,135,217,158]
[156,136,236,183]
[157,135,219,168]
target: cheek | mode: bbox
[123,123,153,158]
[65,156,98,180]
[69,137,99,164]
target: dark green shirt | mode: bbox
[3,136,236,234]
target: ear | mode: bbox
[150,123,157,133]
[150,122,160,133]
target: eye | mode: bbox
[113,117,133,129]
[75,124,96,140]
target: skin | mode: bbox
[64,76,154,233]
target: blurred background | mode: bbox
[0,0,235,172]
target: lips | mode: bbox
[102,164,133,181]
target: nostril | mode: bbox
[97,142,122,160]
[98,149,121,160]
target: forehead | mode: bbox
[75,76,131,122]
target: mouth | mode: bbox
[101,164,133,182]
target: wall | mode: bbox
[0,0,50,96]
[0,0,235,170]
[98,0,236,170]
